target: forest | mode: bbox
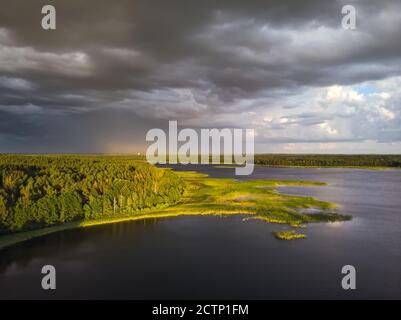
[0,155,184,235]
[254,154,401,168]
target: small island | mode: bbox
[273,230,307,240]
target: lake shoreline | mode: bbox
[0,170,350,251]
[0,210,254,251]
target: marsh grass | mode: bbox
[172,171,350,225]
[273,230,307,240]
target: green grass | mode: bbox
[273,230,307,240]
[0,170,351,250]
[168,171,348,226]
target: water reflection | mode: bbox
[1,166,400,299]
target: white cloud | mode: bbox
[319,122,338,135]
[326,85,364,103]
[378,107,395,120]
[0,43,93,77]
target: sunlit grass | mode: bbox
[273,230,307,240]
[169,171,347,226]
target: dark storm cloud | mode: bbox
[0,0,401,152]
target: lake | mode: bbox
[0,166,400,299]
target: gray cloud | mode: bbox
[0,0,401,153]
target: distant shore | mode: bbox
[212,163,399,170]
[254,164,400,170]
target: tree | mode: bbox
[0,194,8,225]
[59,192,83,222]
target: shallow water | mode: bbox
[0,165,400,299]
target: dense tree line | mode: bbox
[0,155,184,235]
[254,154,401,168]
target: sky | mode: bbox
[0,0,401,154]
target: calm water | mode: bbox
[0,166,400,299]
